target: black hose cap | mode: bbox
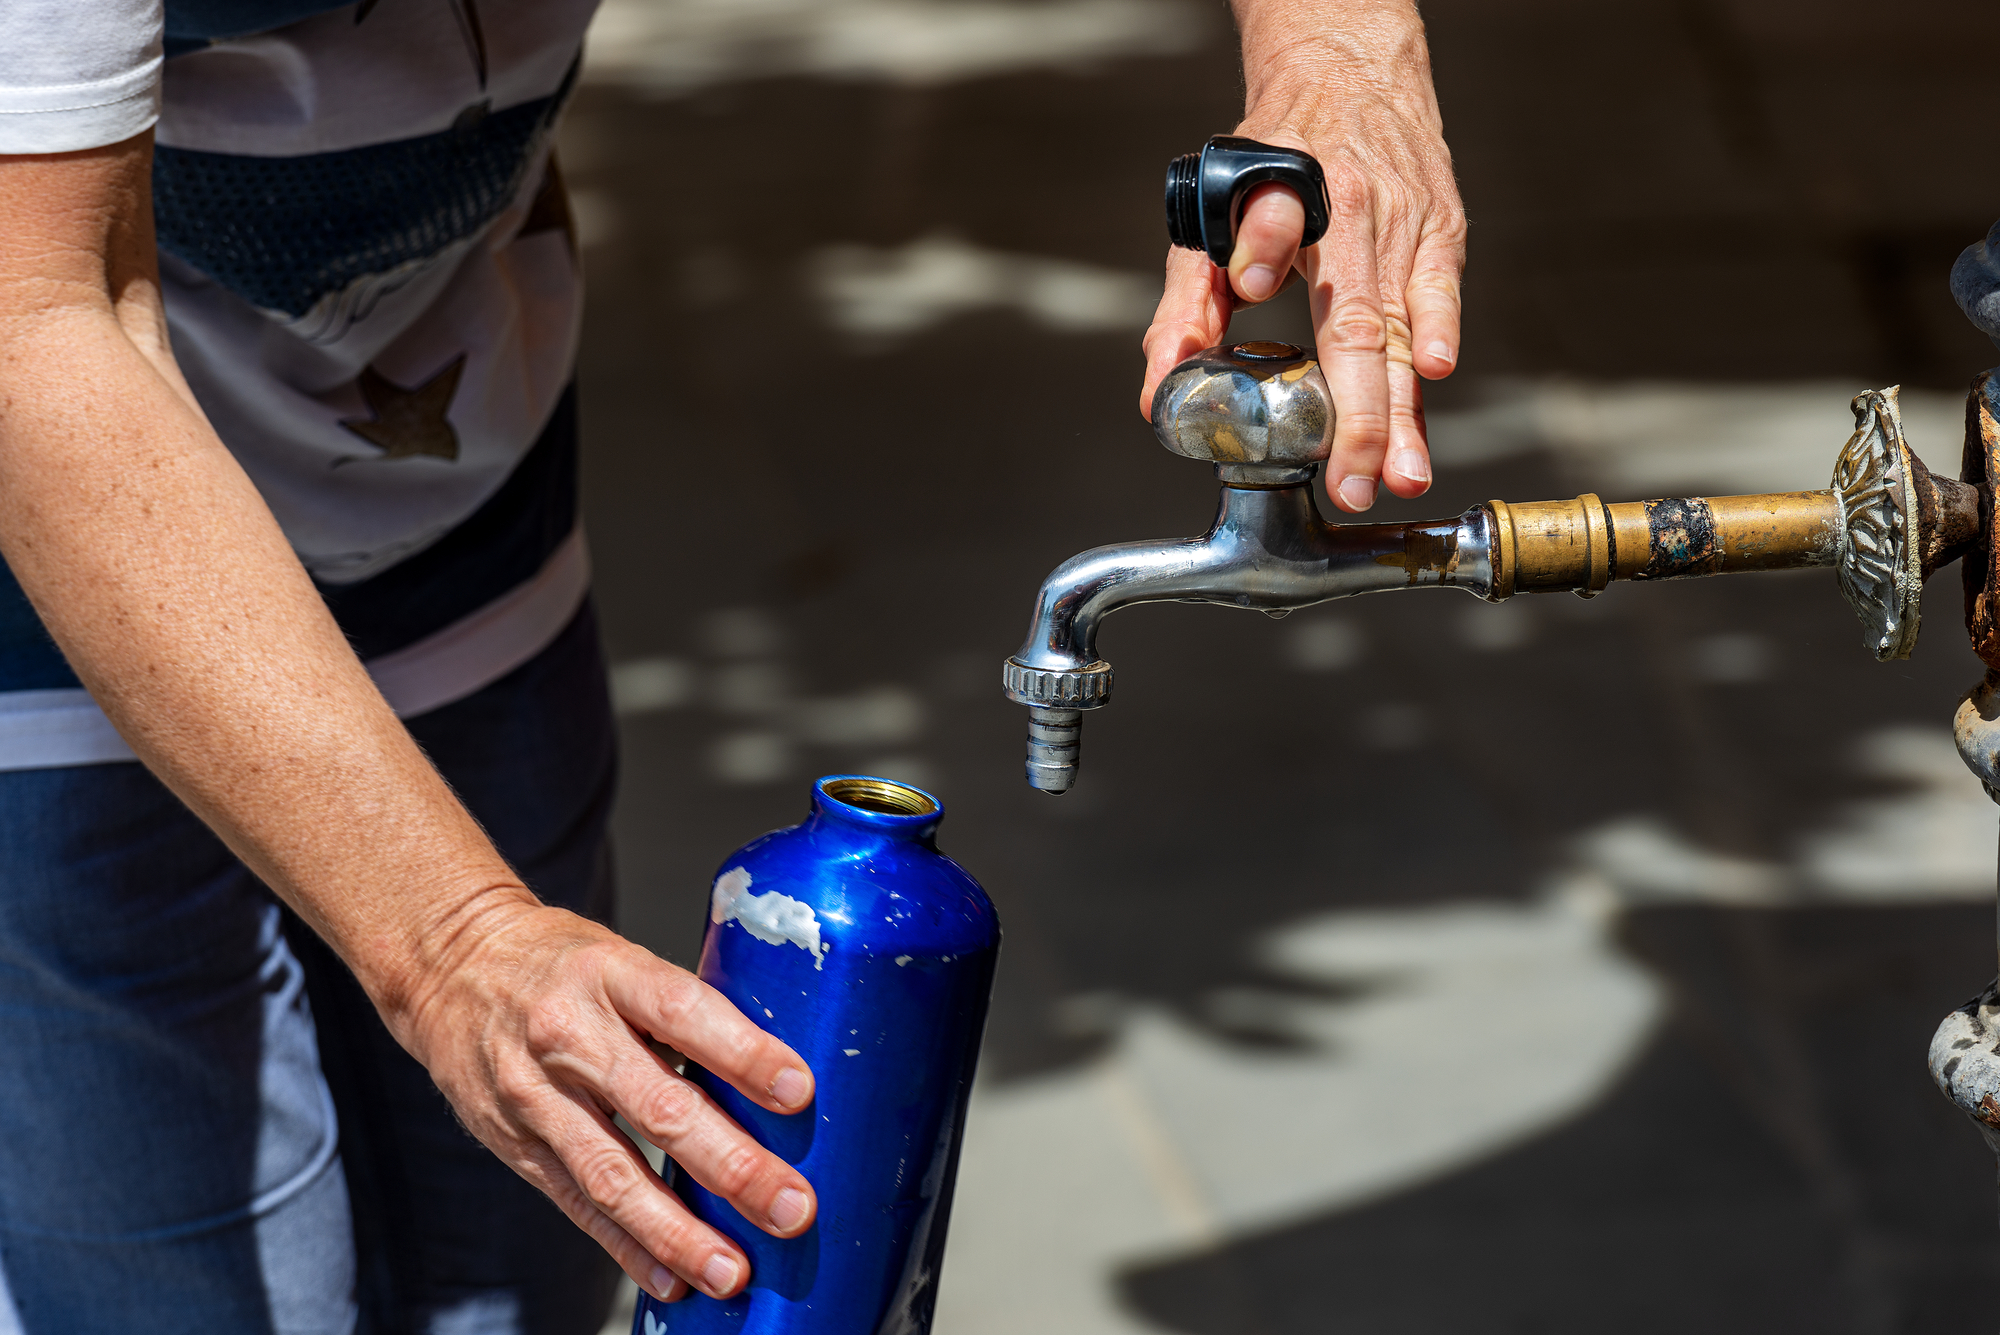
[1164,136,1332,268]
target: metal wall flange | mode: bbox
[1832,387,1925,661]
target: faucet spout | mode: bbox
[1002,479,1495,791]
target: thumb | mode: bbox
[1141,247,1234,420]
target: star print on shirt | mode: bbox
[337,355,466,464]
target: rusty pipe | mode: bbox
[1486,416,1979,604]
[1490,490,1838,596]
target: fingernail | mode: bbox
[702,1254,741,1297]
[1337,475,1376,511]
[1239,264,1279,301]
[1426,341,1455,367]
[649,1265,677,1301]
[1390,448,1431,486]
[770,1067,811,1109]
[768,1186,810,1233]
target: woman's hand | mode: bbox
[394,901,818,1305]
[1141,0,1465,513]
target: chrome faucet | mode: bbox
[1003,336,2000,1239]
[1002,340,1976,792]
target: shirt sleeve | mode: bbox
[0,0,163,154]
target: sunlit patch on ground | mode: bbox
[939,893,1663,1333]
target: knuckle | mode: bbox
[1374,182,1416,227]
[572,938,626,972]
[700,1011,771,1071]
[708,1142,770,1199]
[650,972,707,1034]
[1406,268,1461,301]
[1326,304,1387,352]
[1325,162,1373,215]
[523,992,589,1058]
[573,1145,646,1215]
[492,1055,545,1111]
[647,1214,713,1273]
[635,1077,702,1139]
[1247,190,1303,231]
[1337,411,1394,452]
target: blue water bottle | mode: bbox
[634,775,1000,1335]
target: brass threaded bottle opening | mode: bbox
[823,777,938,817]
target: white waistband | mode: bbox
[0,529,590,773]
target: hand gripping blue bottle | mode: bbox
[634,775,1000,1335]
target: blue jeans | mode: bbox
[0,604,622,1335]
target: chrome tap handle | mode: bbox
[1148,341,1334,483]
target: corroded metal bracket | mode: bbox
[1964,373,2000,669]
[1929,980,2000,1171]
[1931,671,2000,1193]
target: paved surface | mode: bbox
[566,2,2000,1330]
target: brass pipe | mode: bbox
[1489,490,1844,600]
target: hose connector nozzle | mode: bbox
[1003,658,1113,795]
[1025,708,1083,793]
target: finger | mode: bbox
[602,1040,818,1240]
[1379,334,1431,501]
[1406,209,1466,382]
[1365,192,1452,499]
[1375,283,1429,500]
[608,954,814,1116]
[523,1150,691,1303]
[1307,183,1392,513]
[521,952,816,1241]
[508,1095,741,1301]
[1140,246,1232,420]
[1227,181,1304,306]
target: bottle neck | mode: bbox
[809,776,942,846]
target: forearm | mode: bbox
[1231,0,1439,141]
[0,242,530,1029]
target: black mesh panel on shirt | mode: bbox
[165,0,352,43]
[151,66,573,318]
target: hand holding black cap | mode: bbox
[1165,136,1332,267]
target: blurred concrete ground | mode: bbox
[565,2,2000,1330]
